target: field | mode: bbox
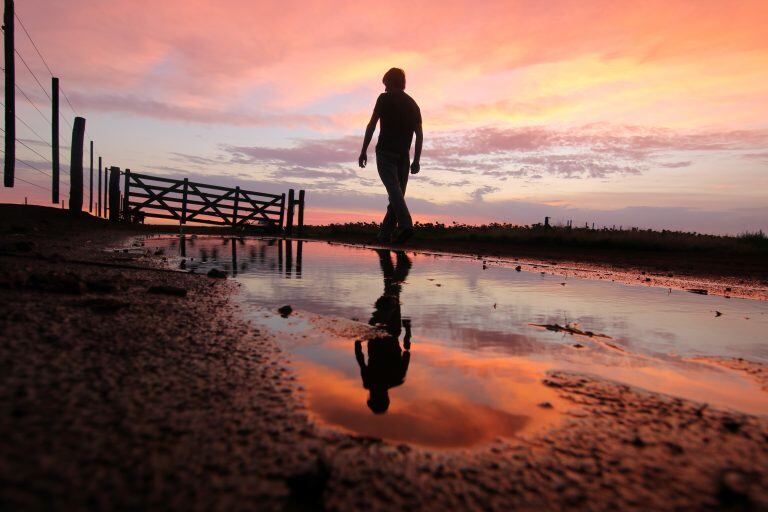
[304,222,768,281]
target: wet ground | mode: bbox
[3,205,768,511]
[150,235,768,449]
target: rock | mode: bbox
[278,305,293,317]
[687,288,708,295]
[715,311,722,317]
[148,285,188,297]
[515,265,522,272]
[207,268,228,279]
[538,401,553,409]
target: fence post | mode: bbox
[103,166,108,218]
[97,156,102,217]
[286,189,295,235]
[297,189,305,235]
[108,166,120,222]
[285,239,293,278]
[180,178,188,225]
[123,169,131,222]
[3,0,15,187]
[52,77,60,201]
[232,185,240,228]
[68,117,85,215]
[89,141,93,212]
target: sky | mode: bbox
[1,0,767,234]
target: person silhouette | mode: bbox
[358,68,423,245]
[355,250,413,414]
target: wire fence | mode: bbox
[2,5,101,210]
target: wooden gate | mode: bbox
[122,170,304,232]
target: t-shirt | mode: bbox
[374,91,421,155]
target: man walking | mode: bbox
[359,68,423,244]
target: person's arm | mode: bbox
[355,340,366,368]
[359,110,379,168]
[411,119,423,174]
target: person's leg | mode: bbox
[376,151,413,240]
[391,153,414,243]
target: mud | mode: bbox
[1,205,767,511]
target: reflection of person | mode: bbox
[355,250,413,414]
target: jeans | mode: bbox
[376,149,413,240]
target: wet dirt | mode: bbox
[1,205,767,511]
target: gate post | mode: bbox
[180,178,189,225]
[278,192,286,232]
[123,169,131,222]
[297,189,305,235]
[286,189,295,235]
[232,186,240,228]
[108,167,120,222]
[104,166,109,218]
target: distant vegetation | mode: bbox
[305,222,768,256]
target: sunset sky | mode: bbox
[1,0,767,233]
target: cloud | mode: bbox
[225,137,359,167]
[215,125,767,184]
[69,92,336,128]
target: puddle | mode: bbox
[151,235,768,448]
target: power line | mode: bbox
[12,11,80,124]
[17,138,51,165]
[16,114,49,147]
[17,175,51,191]
[15,158,51,180]
[0,100,50,147]
[15,83,50,124]
[14,48,52,101]
[61,87,79,117]
[14,12,55,77]
[59,110,74,130]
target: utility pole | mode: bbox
[3,0,15,187]
[52,77,60,202]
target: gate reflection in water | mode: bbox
[151,236,768,448]
[173,236,303,278]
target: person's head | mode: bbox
[367,388,391,414]
[382,68,406,91]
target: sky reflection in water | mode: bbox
[153,236,768,448]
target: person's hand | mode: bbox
[410,160,420,174]
[358,152,367,168]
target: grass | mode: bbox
[304,222,768,256]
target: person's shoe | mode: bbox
[393,228,414,244]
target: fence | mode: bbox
[2,2,306,234]
[114,169,305,233]
[2,0,103,212]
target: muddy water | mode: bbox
[152,236,768,448]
